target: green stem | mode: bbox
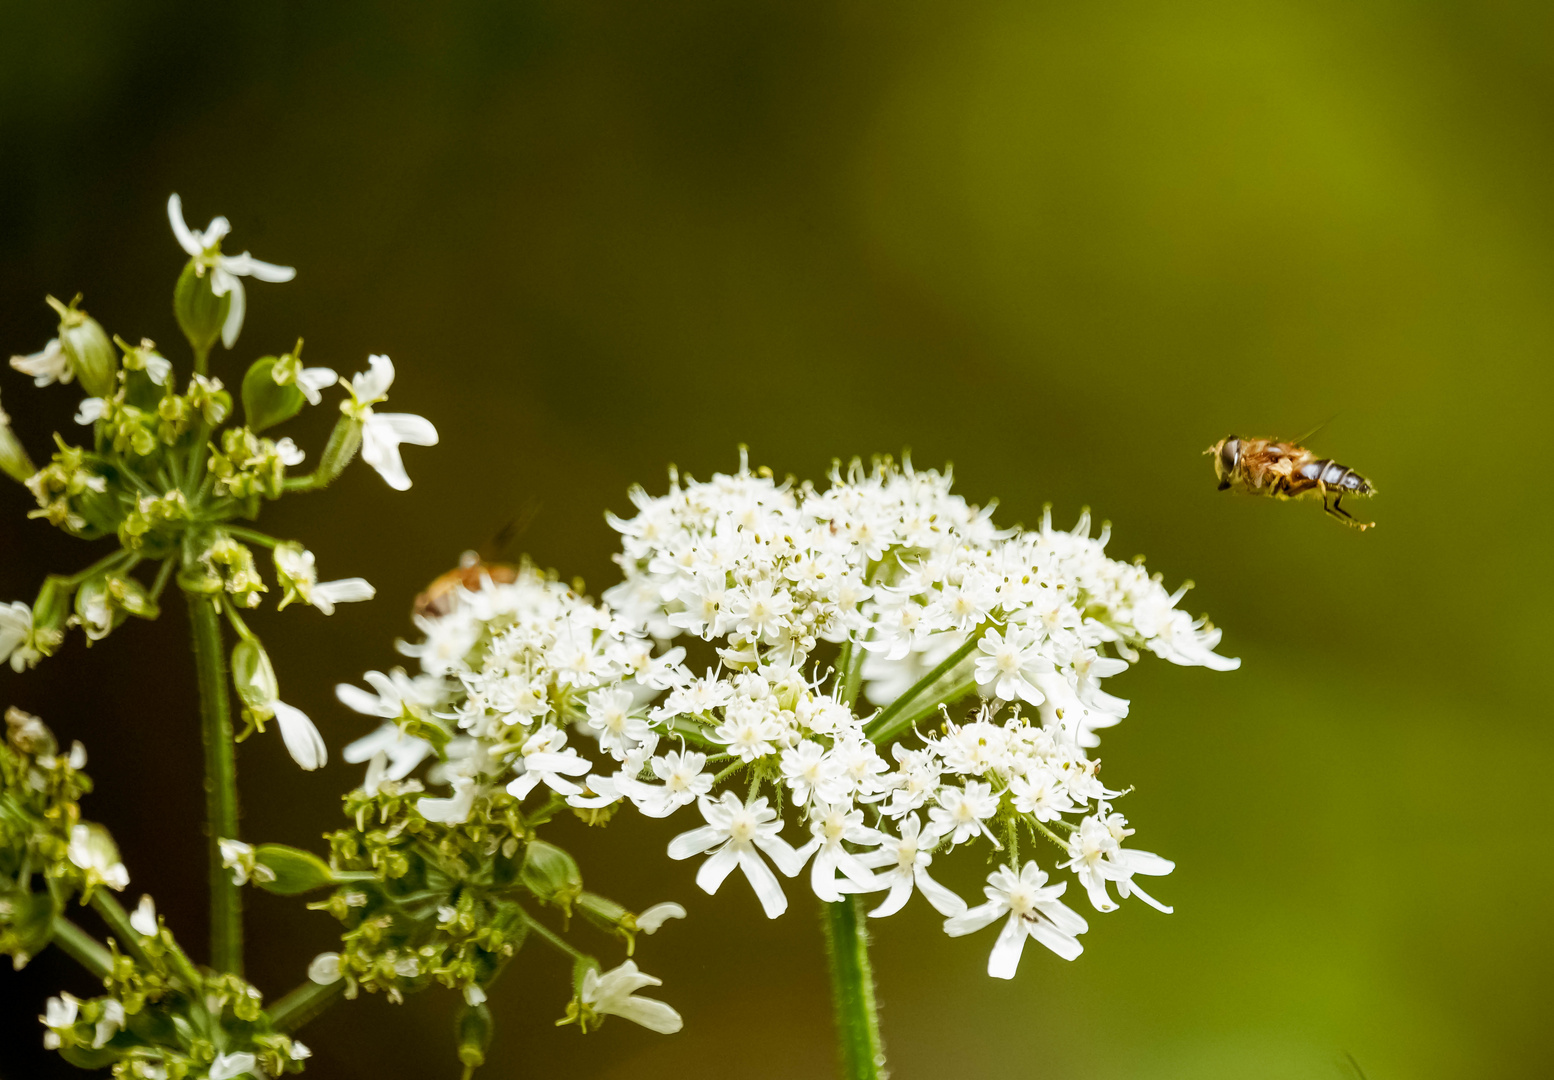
[269,977,345,1033]
[89,891,152,965]
[865,632,982,739]
[868,676,979,745]
[185,586,243,974]
[50,916,114,981]
[821,896,886,1080]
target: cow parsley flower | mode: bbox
[668,793,806,918]
[944,861,1089,978]
[341,355,438,491]
[579,960,683,1034]
[10,338,71,386]
[343,455,1237,980]
[168,194,296,348]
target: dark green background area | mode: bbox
[2,2,1551,1077]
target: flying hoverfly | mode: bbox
[412,502,539,617]
[1206,433,1376,530]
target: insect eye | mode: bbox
[1219,439,1240,471]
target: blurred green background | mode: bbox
[3,2,1552,1077]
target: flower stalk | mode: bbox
[821,896,886,1080]
[186,587,243,973]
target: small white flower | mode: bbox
[67,824,128,892]
[219,838,270,887]
[584,686,651,759]
[343,355,438,491]
[274,437,306,467]
[623,749,713,818]
[10,338,72,386]
[40,993,79,1048]
[780,740,849,807]
[506,725,592,799]
[91,998,125,1048]
[1,601,36,672]
[807,803,881,903]
[129,895,158,936]
[208,1051,258,1080]
[74,397,109,426]
[274,543,375,616]
[308,952,343,985]
[855,814,966,918]
[580,960,683,1034]
[1061,809,1175,914]
[927,781,1000,847]
[944,861,1088,978]
[667,792,807,918]
[274,701,328,771]
[635,901,687,933]
[974,626,1050,706]
[288,365,339,406]
[168,193,295,348]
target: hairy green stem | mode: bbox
[269,977,345,1033]
[50,916,114,981]
[865,633,981,740]
[868,676,979,744]
[821,896,886,1080]
[186,588,243,973]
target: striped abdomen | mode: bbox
[1288,458,1373,497]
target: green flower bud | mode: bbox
[518,840,583,914]
[107,575,159,621]
[45,295,117,399]
[173,260,230,353]
[231,637,279,722]
[455,1002,493,1077]
[72,577,120,643]
[3,889,59,967]
[250,844,336,895]
[242,355,305,433]
[0,389,35,483]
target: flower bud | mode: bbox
[518,840,583,914]
[107,575,159,621]
[231,637,279,722]
[0,390,35,483]
[5,889,59,968]
[5,707,56,756]
[46,296,117,399]
[173,260,230,353]
[250,844,336,895]
[455,1002,493,1076]
[242,356,305,433]
[72,577,120,643]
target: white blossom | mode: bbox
[167,194,295,348]
[944,862,1089,977]
[1,601,36,672]
[129,895,158,936]
[1061,808,1175,913]
[10,337,71,386]
[668,793,807,918]
[580,960,682,1034]
[342,355,438,491]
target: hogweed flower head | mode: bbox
[343,454,1237,981]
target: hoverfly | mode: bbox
[1206,433,1376,530]
[412,502,538,617]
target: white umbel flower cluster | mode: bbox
[340,455,1238,983]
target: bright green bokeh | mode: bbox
[1,3,1549,1077]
